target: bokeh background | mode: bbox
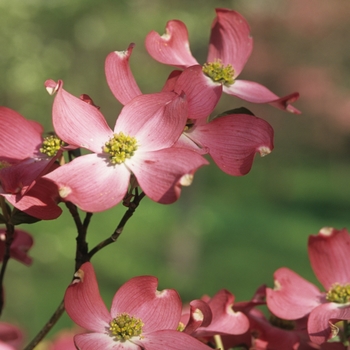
[1,0,350,345]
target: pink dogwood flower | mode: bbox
[44,80,208,212]
[184,290,249,340]
[105,45,274,177]
[222,285,333,350]
[0,228,33,266]
[145,8,300,113]
[105,44,222,120]
[266,227,350,345]
[64,262,212,349]
[0,107,62,220]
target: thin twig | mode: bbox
[23,191,144,348]
[0,198,13,315]
[0,223,14,315]
[24,202,89,349]
[23,299,65,350]
[87,192,145,259]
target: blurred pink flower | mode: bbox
[0,322,23,350]
[266,227,350,345]
[48,329,77,350]
[145,8,300,113]
[64,262,212,349]
[0,228,33,266]
[44,80,208,212]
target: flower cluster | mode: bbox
[0,8,297,221]
[0,7,331,350]
[65,227,350,350]
[266,227,350,347]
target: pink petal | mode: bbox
[173,134,205,154]
[44,154,130,212]
[224,80,301,113]
[115,92,187,151]
[111,276,181,332]
[308,227,350,291]
[308,302,350,345]
[128,148,208,204]
[172,66,222,120]
[207,9,253,77]
[266,267,323,320]
[47,80,113,152]
[195,290,249,337]
[1,178,62,220]
[161,70,182,92]
[187,114,274,176]
[137,329,212,350]
[0,159,51,194]
[183,299,212,334]
[0,107,43,162]
[105,44,142,105]
[74,332,133,350]
[64,262,110,332]
[246,309,301,350]
[145,20,199,69]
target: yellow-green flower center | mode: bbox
[326,283,350,304]
[177,322,185,332]
[202,59,235,86]
[40,135,64,157]
[269,314,295,330]
[104,132,138,164]
[184,119,195,132]
[109,313,144,341]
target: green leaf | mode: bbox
[11,209,41,225]
[211,106,256,121]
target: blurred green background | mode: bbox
[1,0,350,345]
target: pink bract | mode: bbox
[266,227,350,345]
[145,8,300,113]
[193,289,249,338]
[64,262,212,349]
[175,112,274,176]
[44,80,208,212]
